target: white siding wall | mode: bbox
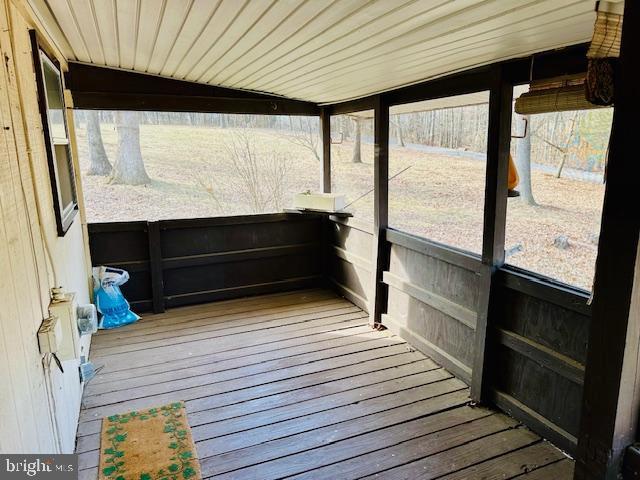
[0,0,91,454]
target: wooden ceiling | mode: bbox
[29,0,597,104]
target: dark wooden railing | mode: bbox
[88,213,323,313]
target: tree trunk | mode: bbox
[86,110,111,176]
[515,114,537,206]
[351,117,362,163]
[110,111,150,185]
[393,118,405,147]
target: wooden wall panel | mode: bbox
[160,215,321,257]
[388,241,482,313]
[325,217,374,312]
[88,223,152,311]
[495,347,583,438]
[498,287,589,365]
[328,256,371,308]
[383,230,483,384]
[385,289,476,374]
[490,268,591,455]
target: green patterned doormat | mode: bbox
[99,401,201,480]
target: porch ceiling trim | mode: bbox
[64,62,320,115]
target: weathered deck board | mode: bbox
[77,288,573,479]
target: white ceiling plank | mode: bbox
[31,0,598,104]
[188,0,279,83]
[244,0,488,92]
[26,0,77,60]
[133,0,168,72]
[67,0,104,64]
[228,0,418,89]
[46,0,91,61]
[90,0,118,66]
[172,0,250,80]
[159,0,221,77]
[222,0,376,88]
[146,0,194,74]
[283,2,594,100]
[308,19,593,103]
[306,22,590,102]
[210,0,334,86]
[254,0,584,94]
[115,0,140,69]
[285,1,591,99]
[204,0,315,85]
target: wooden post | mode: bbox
[369,95,389,325]
[471,66,513,402]
[320,107,331,193]
[575,2,640,478]
[147,221,165,313]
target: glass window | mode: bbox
[34,39,77,236]
[505,85,611,290]
[388,92,490,254]
[76,112,320,222]
[330,112,374,225]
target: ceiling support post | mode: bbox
[575,2,640,478]
[471,65,513,403]
[320,107,331,193]
[369,95,390,326]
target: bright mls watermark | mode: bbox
[1,455,77,479]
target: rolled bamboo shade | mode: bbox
[514,74,602,115]
[587,2,623,58]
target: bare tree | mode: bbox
[514,114,536,206]
[391,117,405,147]
[110,111,150,185]
[224,129,290,213]
[554,111,580,178]
[532,111,581,178]
[85,110,111,176]
[351,116,362,163]
[283,117,320,161]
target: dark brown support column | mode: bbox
[147,221,165,313]
[575,2,640,478]
[319,108,332,289]
[320,107,331,193]
[369,95,390,325]
[471,65,513,402]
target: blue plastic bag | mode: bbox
[93,266,140,329]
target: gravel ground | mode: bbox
[76,123,604,291]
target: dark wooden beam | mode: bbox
[471,64,513,402]
[385,67,493,107]
[147,221,165,314]
[575,2,640,478]
[65,62,319,115]
[504,43,589,85]
[499,266,591,316]
[325,96,376,116]
[369,95,390,325]
[320,107,331,193]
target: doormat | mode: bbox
[99,401,201,480]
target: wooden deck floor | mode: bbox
[77,289,574,479]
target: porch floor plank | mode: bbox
[77,288,573,479]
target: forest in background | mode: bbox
[75,105,612,175]
[75,103,612,291]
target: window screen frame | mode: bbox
[30,30,78,236]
